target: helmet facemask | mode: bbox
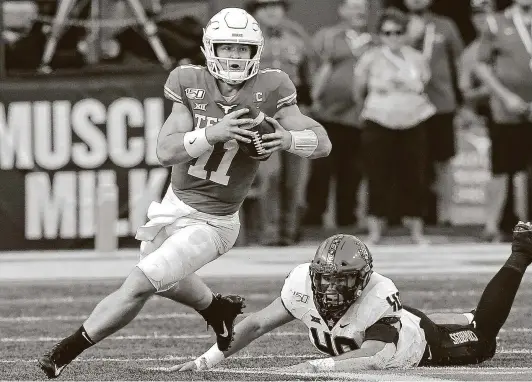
[310,264,371,321]
[202,39,263,85]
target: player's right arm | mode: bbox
[156,68,256,167]
[174,297,294,371]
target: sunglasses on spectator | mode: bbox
[381,29,404,36]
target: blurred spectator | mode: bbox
[303,0,374,228]
[354,7,435,244]
[475,0,532,241]
[458,0,494,121]
[404,0,465,226]
[246,0,316,246]
[2,1,38,44]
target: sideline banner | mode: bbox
[449,126,491,226]
[0,72,172,250]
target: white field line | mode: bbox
[1,354,316,364]
[147,366,532,382]
[7,289,532,305]
[2,331,531,344]
[1,306,530,322]
[2,352,532,365]
[0,293,277,305]
[174,368,446,382]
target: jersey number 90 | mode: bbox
[310,328,359,356]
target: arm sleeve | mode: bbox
[163,68,184,104]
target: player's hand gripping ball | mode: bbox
[238,106,275,161]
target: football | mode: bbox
[238,106,276,160]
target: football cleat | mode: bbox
[512,221,532,256]
[203,294,245,351]
[38,343,70,379]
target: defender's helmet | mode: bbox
[202,8,264,85]
[310,234,373,320]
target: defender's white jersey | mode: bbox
[281,264,427,368]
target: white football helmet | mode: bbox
[202,8,264,85]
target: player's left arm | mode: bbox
[173,297,294,372]
[280,315,400,373]
[262,104,331,159]
[260,72,331,159]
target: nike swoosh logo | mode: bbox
[220,322,229,337]
[55,365,66,376]
[339,324,349,328]
[189,138,197,144]
[81,331,92,344]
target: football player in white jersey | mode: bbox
[175,222,532,373]
[38,6,331,379]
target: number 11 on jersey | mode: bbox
[188,140,239,186]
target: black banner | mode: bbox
[0,72,172,250]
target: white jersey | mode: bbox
[281,263,427,368]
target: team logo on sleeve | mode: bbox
[185,88,206,100]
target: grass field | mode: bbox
[1,245,532,381]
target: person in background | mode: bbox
[475,0,532,241]
[404,0,465,227]
[303,0,374,229]
[458,0,506,241]
[458,0,494,121]
[354,7,435,245]
[246,0,316,246]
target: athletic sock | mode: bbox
[473,265,524,340]
[54,326,95,365]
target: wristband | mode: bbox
[287,130,318,158]
[194,344,225,370]
[184,129,212,158]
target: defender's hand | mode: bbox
[260,117,292,154]
[205,108,256,144]
[170,359,203,372]
[274,361,317,373]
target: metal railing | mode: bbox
[0,0,212,79]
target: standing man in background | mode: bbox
[475,0,532,241]
[458,0,494,117]
[404,0,465,227]
[303,0,374,229]
[247,0,316,246]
